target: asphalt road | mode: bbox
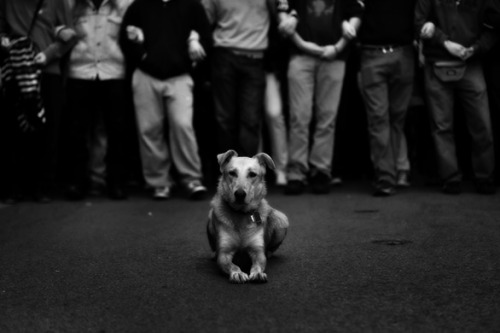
[1,181,499,332]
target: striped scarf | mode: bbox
[0,36,46,132]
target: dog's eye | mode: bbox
[228,171,237,177]
[248,171,257,178]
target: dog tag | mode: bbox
[250,213,262,224]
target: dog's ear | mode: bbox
[253,153,276,171]
[217,150,238,171]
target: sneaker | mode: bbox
[330,177,343,186]
[185,180,208,200]
[310,172,331,194]
[442,181,461,195]
[475,180,496,195]
[275,170,287,186]
[153,186,171,200]
[284,180,306,195]
[373,180,395,197]
[396,171,410,188]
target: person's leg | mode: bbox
[423,64,461,191]
[359,50,393,188]
[456,62,495,192]
[132,69,172,191]
[87,111,107,195]
[286,55,315,185]
[100,79,129,199]
[164,74,206,195]
[64,78,95,198]
[236,56,266,156]
[211,48,239,154]
[264,72,288,185]
[37,73,65,200]
[311,59,346,186]
[388,48,415,186]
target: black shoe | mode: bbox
[35,192,52,204]
[108,185,128,200]
[373,180,395,197]
[310,172,331,194]
[442,181,461,195]
[475,180,496,195]
[284,180,306,195]
[65,185,85,201]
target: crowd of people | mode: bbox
[0,0,499,205]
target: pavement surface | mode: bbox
[1,181,499,332]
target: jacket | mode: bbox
[415,0,497,62]
[67,0,133,80]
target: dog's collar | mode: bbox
[249,212,262,224]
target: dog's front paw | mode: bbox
[229,271,249,284]
[249,272,268,283]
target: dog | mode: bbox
[206,150,289,283]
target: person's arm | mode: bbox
[201,0,216,27]
[291,33,324,57]
[118,1,147,67]
[322,0,362,60]
[36,0,78,66]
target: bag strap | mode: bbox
[28,0,46,37]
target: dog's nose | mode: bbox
[234,189,246,202]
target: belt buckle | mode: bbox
[382,46,394,54]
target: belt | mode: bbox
[230,49,265,59]
[361,44,410,54]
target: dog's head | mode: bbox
[216,150,275,212]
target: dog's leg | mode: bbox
[248,248,268,282]
[217,251,249,283]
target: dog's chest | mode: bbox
[219,213,265,249]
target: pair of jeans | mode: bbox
[287,55,346,181]
[65,78,129,189]
[132,69,203,189]
[424,61,495,182]
[359,45,415,184]
[210,48,266,156]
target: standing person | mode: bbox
[63,0,133,201]
[201,0,297,157]
[262,2,293,187]
[358,0,416,196]
[0,0,76,204]
[284,0,363,195]
[119,0,211,200]
[416,0,497,195]
[483,0,500,185]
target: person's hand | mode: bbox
[34,52,47,65]
[342,20,357,40]
[321,45,338,60]
[126,25,144,44]
[420,22,436,39]
[444,40,467,58]
[58,27,77,43]
[278,14,298,37]
[188,39,206,62]
[1,36,10,48]
[462,46,475,60]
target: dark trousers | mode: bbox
[64,78,128,189]
[210,48,265,156]
[1,73,65,197]
[424,61,495,182]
